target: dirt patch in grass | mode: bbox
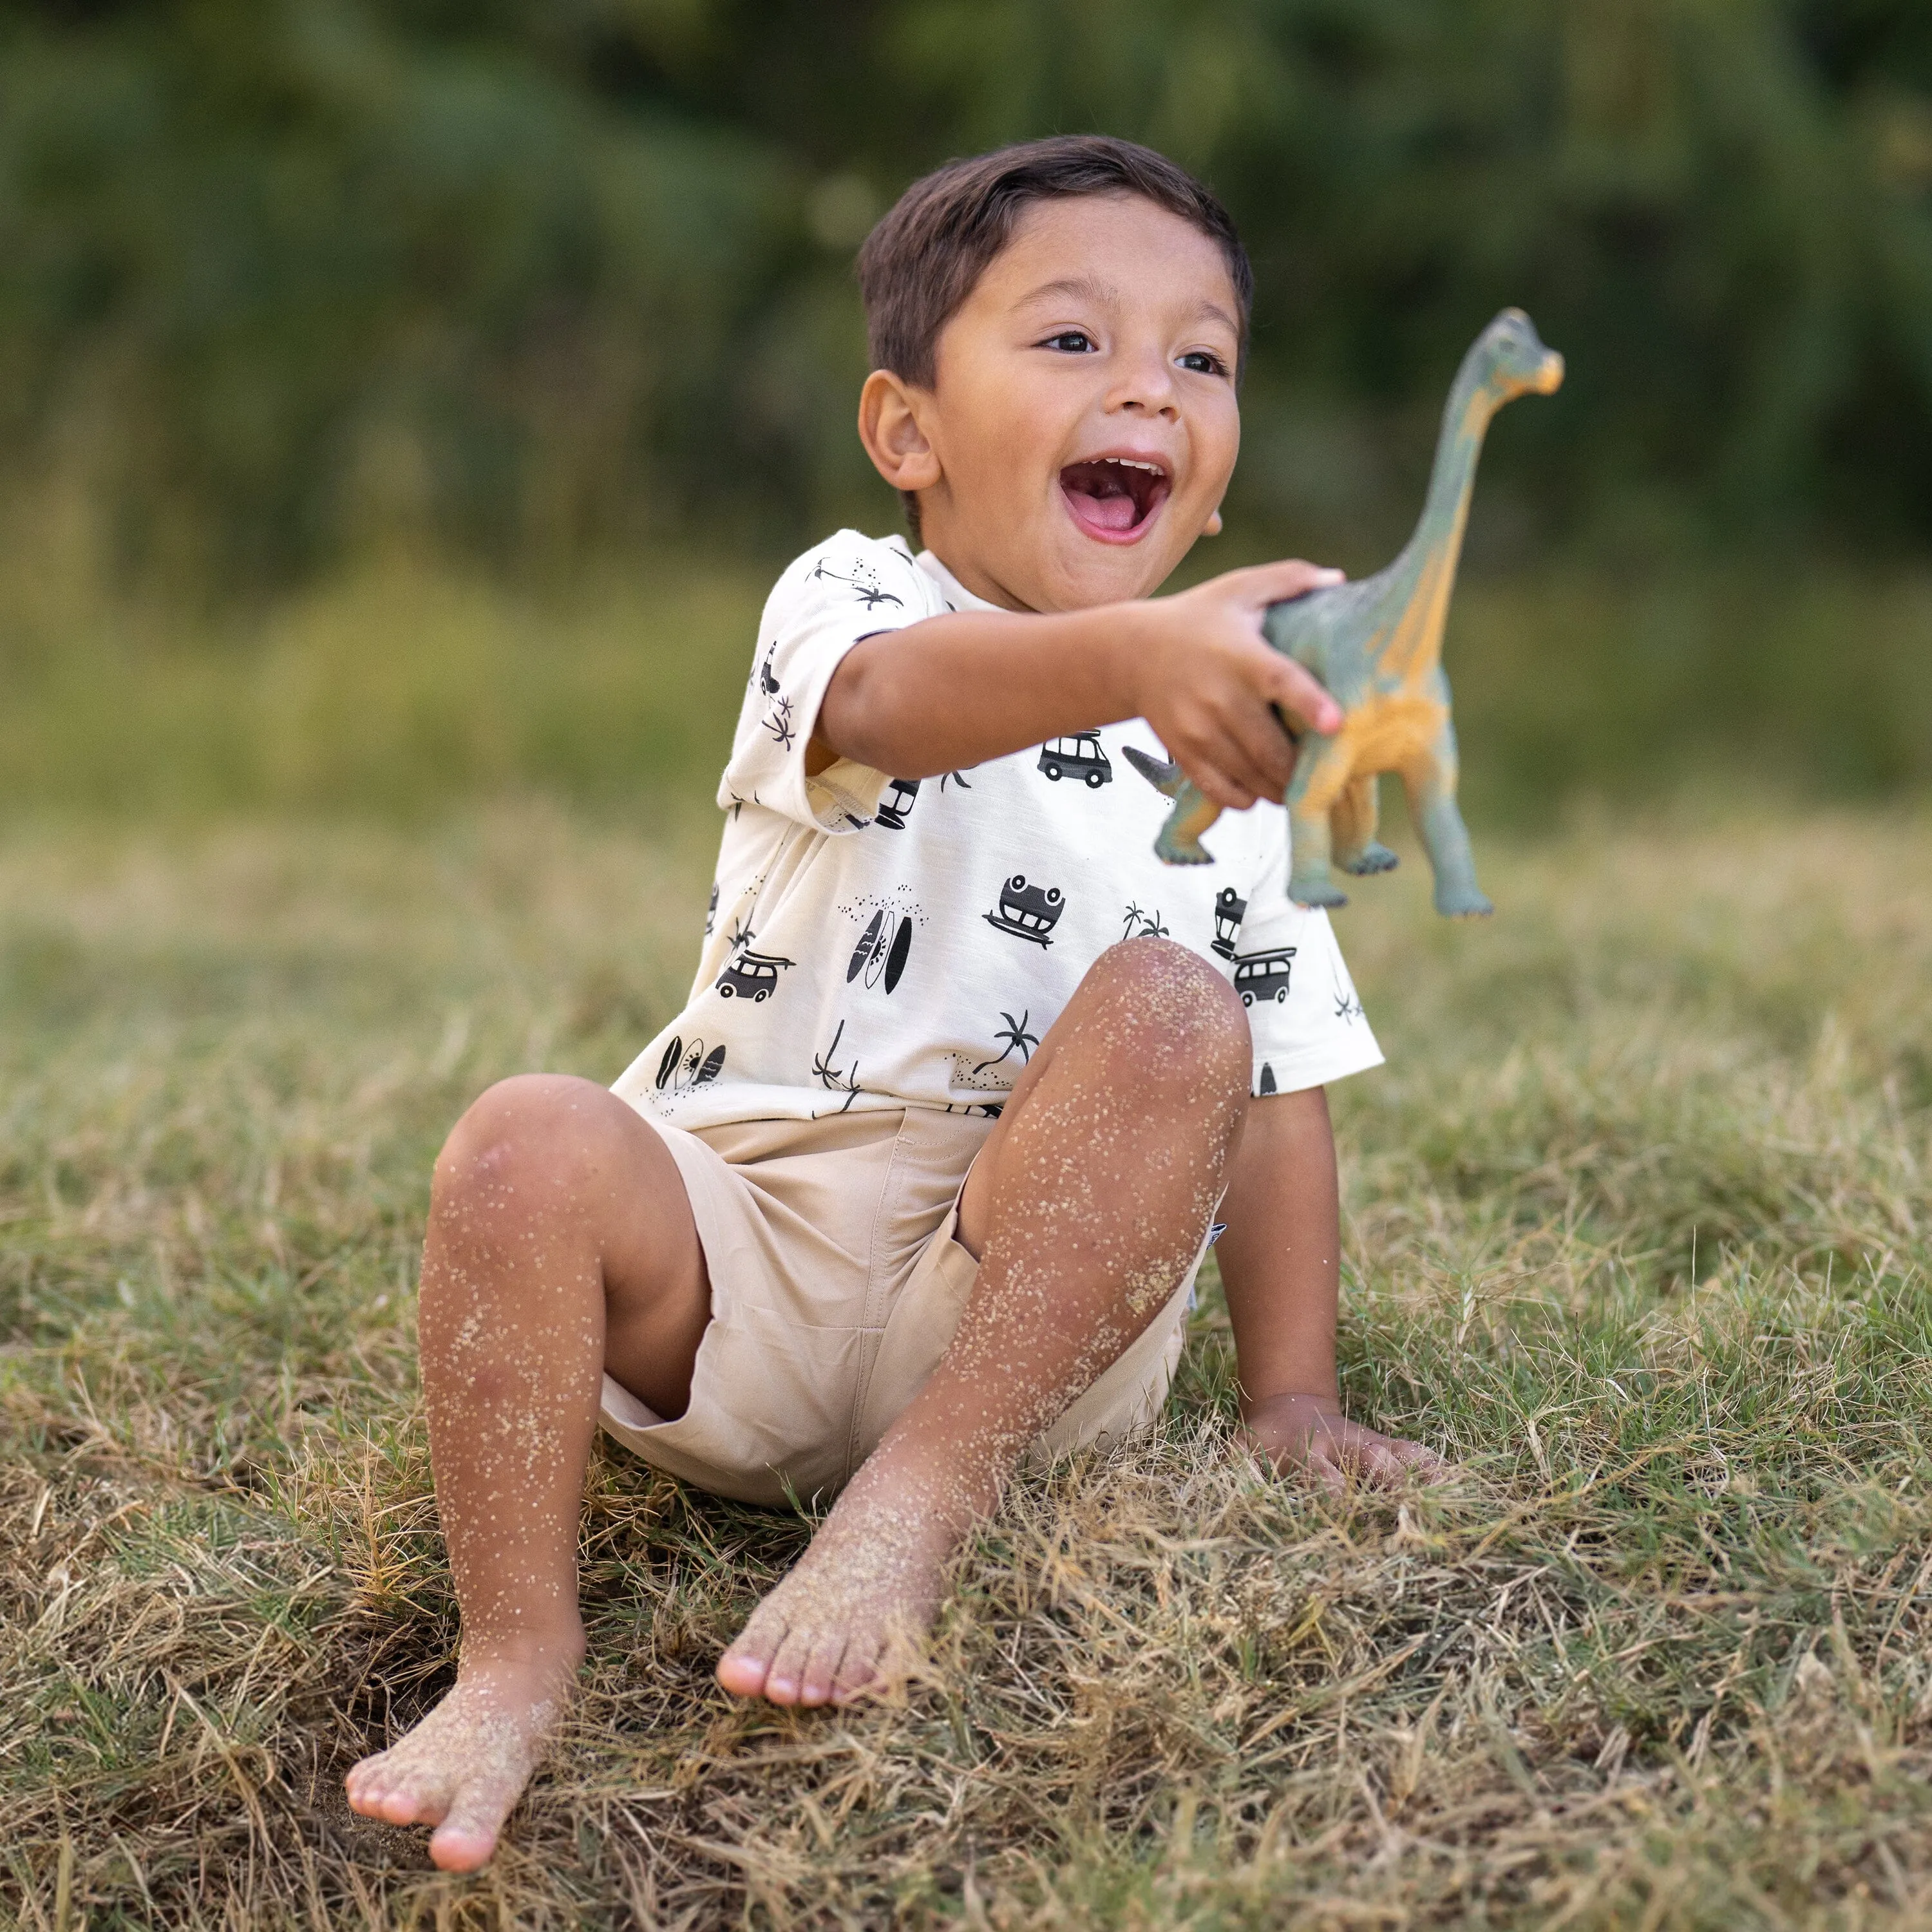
[4,803,1931,1927]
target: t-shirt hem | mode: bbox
[1249,1037,1385,1095]
[614,1084,949,1135]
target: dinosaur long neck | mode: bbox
[1384,345,1496,678]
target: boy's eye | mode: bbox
[1039,330,1096,354]
[1179,350,1230,377]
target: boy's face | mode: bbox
[860,193,1244,612]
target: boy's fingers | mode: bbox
[1355,1432,1449,1484]
[1262,654,1343,737]
[1226,558,1346,607]
[1209,707,1296,802]
[1177,682,1305,801]
[1179,748,1258,812]
[1241,693,1304,791]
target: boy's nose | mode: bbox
[1107,348,1180,418]
[1111,381,1180,421]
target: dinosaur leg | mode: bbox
[1333,774,1399,877]
[1154,781,1224,867]
[1401,728,1491,918]
[1285,744,1350,909]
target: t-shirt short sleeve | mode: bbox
[1232,824,1385,1096]
[717,531,935,834]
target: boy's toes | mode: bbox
[345,1755,409,1820]
[759,1623,826,1705]
[343,1757,382,1811]
[796,1631,852,1707]
[371,1772,454,1828]
[831,1625,895,1704]
[428,1776,520,1873]
[715,1615,786,1699]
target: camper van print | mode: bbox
[1037,732,1112,788]
[714,950,795,1001]
[1232,946,1296,1007]
[875,776,920,829]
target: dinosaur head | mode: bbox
[1475,308,1564,404]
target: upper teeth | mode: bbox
[1102,459,1162,474]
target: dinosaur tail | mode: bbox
[1122,744,1185,797]
[1123,744,1220,863]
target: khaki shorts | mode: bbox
[598,1106,1198,1507]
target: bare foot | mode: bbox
[345,1644,579,1871]
[716,1462,963,1707]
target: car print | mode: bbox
[1232,947,1296,1006]
[715,950,795,1001]
[984,875,1066,947]
[1037,732,1113,788]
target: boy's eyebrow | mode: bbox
[1016,276,1241,338]
[1016,274,1119,310]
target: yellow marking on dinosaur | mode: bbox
[1173,787,1222,849]
[1295,692,1448,813]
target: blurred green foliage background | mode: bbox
[1,0,1929,819]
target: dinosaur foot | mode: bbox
[1288,880,1349,910]
[1433,887,1494,918]
[1339,842,1400,877]
[1154,838,1216,867]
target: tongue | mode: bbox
[1065,484,1139,531]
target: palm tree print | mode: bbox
[811,1018,864,1112]
[810,558,905,610]
[974,1010,1039,1075]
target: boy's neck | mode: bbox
[916,533,1036,614]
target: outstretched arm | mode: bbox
[1215,1086,1443,1489]
[812,561,1346,813]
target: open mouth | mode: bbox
[1059,455,1171,544]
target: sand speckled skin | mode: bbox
[1133,309,1565,916]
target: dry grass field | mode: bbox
[4,800,1931,1929]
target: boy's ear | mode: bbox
[858,370,943,495]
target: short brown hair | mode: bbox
[857,136,1253,544]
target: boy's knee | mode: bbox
[433,1074,628,1211]
[1088,938,1251,1099]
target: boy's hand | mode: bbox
[1122,560,1348,811]
[1240,1391,1448,1493]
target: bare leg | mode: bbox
[716,939,1250,1707]
[345,1075,709,1871]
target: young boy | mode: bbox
[346,135,1441,1873]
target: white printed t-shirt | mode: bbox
[612,531,1383,1128]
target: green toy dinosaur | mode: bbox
[1126,308,1564,916]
